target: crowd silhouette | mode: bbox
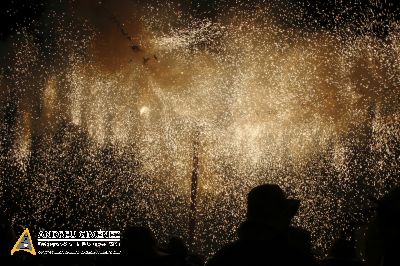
[0,183,399,265]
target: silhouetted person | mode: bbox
[322,238,364,266]
[288,226,317,263]
[159,236,204,266]
[119,226,169,265]
[162,236,189,266]
[365,186,400,266]
[207,184,317,266]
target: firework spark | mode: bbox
[0,0,399,258]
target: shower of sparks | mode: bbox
[0,0,399,258]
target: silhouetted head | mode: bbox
[121,226,157,257]
[164,236,188,258]
[365,186,400,266]
[246,184,300,225]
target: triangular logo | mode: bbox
[11,228,36,255]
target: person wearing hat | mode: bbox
[207,184,317,266]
